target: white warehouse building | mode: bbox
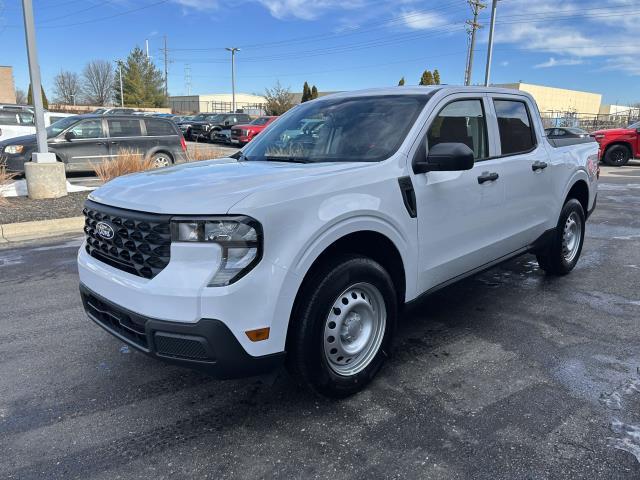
[169,93,266,115]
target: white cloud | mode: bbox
[534,57,583,68]
[173,0,219,10]
[493,0,639,76]
[256,0,363,20]
[398,10,447,30]
[500,61,509,67]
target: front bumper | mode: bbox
[0,152,28,172]
[80,283,284,378]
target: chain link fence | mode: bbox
[540,110,640,132]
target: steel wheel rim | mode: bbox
[562,211,582,263]
[323,282,386,377]
[152,155,170,168]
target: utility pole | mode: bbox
[484,0,498,86]
[464,0,486,86]
[145,38,150,59]
[21,0,67,199]
[184,64,192,96]
[225,47,240,113]
[162,35,169,98]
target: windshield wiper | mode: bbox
[263,156,312,164]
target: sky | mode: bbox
[0,0,639,107]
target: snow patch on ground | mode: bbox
[0,179,94,197]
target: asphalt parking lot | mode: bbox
[1,164,640,479]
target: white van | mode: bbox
[0,110,75,141]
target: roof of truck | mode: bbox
[321,85,534,99]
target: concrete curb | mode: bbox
[0,216,84,243]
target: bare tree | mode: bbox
[83,60,114,106]
[15,88,27,104]
[264,81,294,116]
[53,70,82,105]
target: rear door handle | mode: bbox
[477,172,499,184]
[532,161,548,171]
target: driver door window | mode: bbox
[427,99,488,160]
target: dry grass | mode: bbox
[186,144,230,162]
[92,149,155,182]
[0,166,17,207]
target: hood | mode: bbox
[88,158,371,214]
[591,127,634,136]
[0,133,37,146]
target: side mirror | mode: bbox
[64,130,76,141]
[636,127,640,133]
[414,142,475,174]
[224,120,230,126]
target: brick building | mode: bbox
[0,66,17,104]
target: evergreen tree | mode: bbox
[311,85,318,99]
[301,81,311,102]
[398,77,405,86]
[419,70,434,86]
[115,47,165,108]
[27,84,49,109]
[433,69,441,85]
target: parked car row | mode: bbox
[0,109,76,141]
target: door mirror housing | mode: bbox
[224,120,230,126]
[414,142,475,174]
[64,130,76,141]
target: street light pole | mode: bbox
[225,47,240,113]
[21,0,67,199]
[21,0,47,155]
[484,0,499,86]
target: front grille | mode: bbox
[83,199,172,279]
[81,289,149,350]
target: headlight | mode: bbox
[171,216,262,286]
[4,145,24,154]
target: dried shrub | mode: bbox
[92,149,155,182]
[0,166,17,207]
[186,144,230,162]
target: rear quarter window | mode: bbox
[144,119,176,136]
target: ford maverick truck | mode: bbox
[78,86,599,397]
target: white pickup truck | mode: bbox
[78,86,599,397]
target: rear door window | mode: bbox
[107,118,142,137]
[493,99,537,155]
[144,119,176,136]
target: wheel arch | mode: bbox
[603,141,632,157]
[564,178,589,215]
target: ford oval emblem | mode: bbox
[96,221,115,240]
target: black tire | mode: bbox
[208,129,219,143]
[286,255,397,398]
[536,198,585,275]
[604,144,630,167]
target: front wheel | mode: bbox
[536,198,585,275]
[604,144,630,166]
[286,256,397,398]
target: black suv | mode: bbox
[189,113,251,143]
[0,114,187,173]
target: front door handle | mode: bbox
[477,172,499,184]
[532,161,548,171]
[110,141,119,145]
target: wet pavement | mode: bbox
[1,166,640,479]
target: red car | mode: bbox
[592,120,640,166]
[230,116,278,146]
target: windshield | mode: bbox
[628,121,640,129]
[46,116,80,137]
[242,95,428,163]
[206,114,224,122]
[251,117,271,126]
